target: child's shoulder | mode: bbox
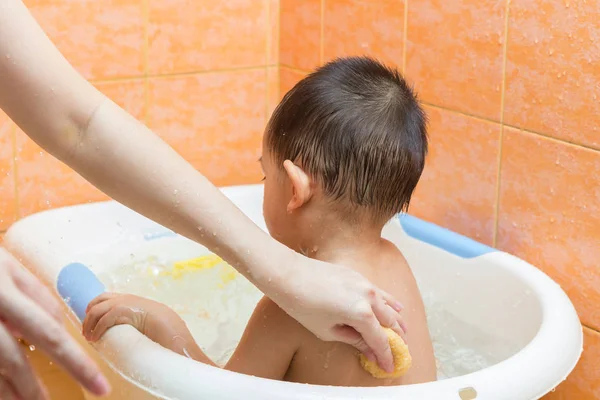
[253,296,306,334]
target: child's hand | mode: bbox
[82,293,183,343]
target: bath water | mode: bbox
[97,252,518,379]
[98,254,263,366]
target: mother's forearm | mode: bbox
[75,98,293,287]
[0,0,290,289]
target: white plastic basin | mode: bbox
[4,184,582,400]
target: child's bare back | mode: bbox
[253,240,435,386]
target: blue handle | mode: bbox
[57,263,105,321]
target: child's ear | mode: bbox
[283,160,312,212]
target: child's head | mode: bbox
[261,56,427,248]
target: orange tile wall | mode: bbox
[279,0,599,398]
[0,0,280,230]
[0,0,598,398]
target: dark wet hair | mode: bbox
[266,56,428,221]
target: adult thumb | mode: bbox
[331,324,377,363]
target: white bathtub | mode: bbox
[4,184,582,400]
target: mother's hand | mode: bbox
[269,253,407,373]
[0,248,110,399]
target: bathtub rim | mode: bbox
[81,250,582,400]
[3,184,584,399]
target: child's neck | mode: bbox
[294,216,384,267]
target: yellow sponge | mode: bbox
[359,328,411,378]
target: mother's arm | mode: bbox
[0,0,403,381]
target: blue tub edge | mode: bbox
[398,214,496,258]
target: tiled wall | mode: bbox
[279,0,599,398]
[0,0,280,231]
[0,0,598,397]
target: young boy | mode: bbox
[83,56,436,386]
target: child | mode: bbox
[83,56,436,386]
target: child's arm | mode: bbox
[83,293,212,363]
[83,293,300,380]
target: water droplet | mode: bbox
[173,189,179,195]
[29,345,36,351]
[550,217,555,223]
[548,48,554,55]
[534,38,539,44]
[5,54,10,59]
[555,159,560,165]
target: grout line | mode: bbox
[402,0,408,74]
[265,0,271,66]
[493,128,505,248]
[279,63,312,75]
[422,101,499,123]
[92,75,147,85]
[275,65,281,102]
[264,0,270,123]
[583,324,600,334]
[91,65,272,85]
[276,0,281,100]
[320,0,325,65]
[508,125,600,151]
[492,0,511,247]
[91,65,279,85]
[421,101,600,153]
[143,0,150,124]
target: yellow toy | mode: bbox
[153,255,238,288]
[359,328,412,378]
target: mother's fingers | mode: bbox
[0,284,110,396]
[0,248,62,324]
[372,298,407,338]
[10,262,63,323]
[350,311,394,373]
[0,323,48,400]
[381,290,404,313]
[0,377,18,400]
